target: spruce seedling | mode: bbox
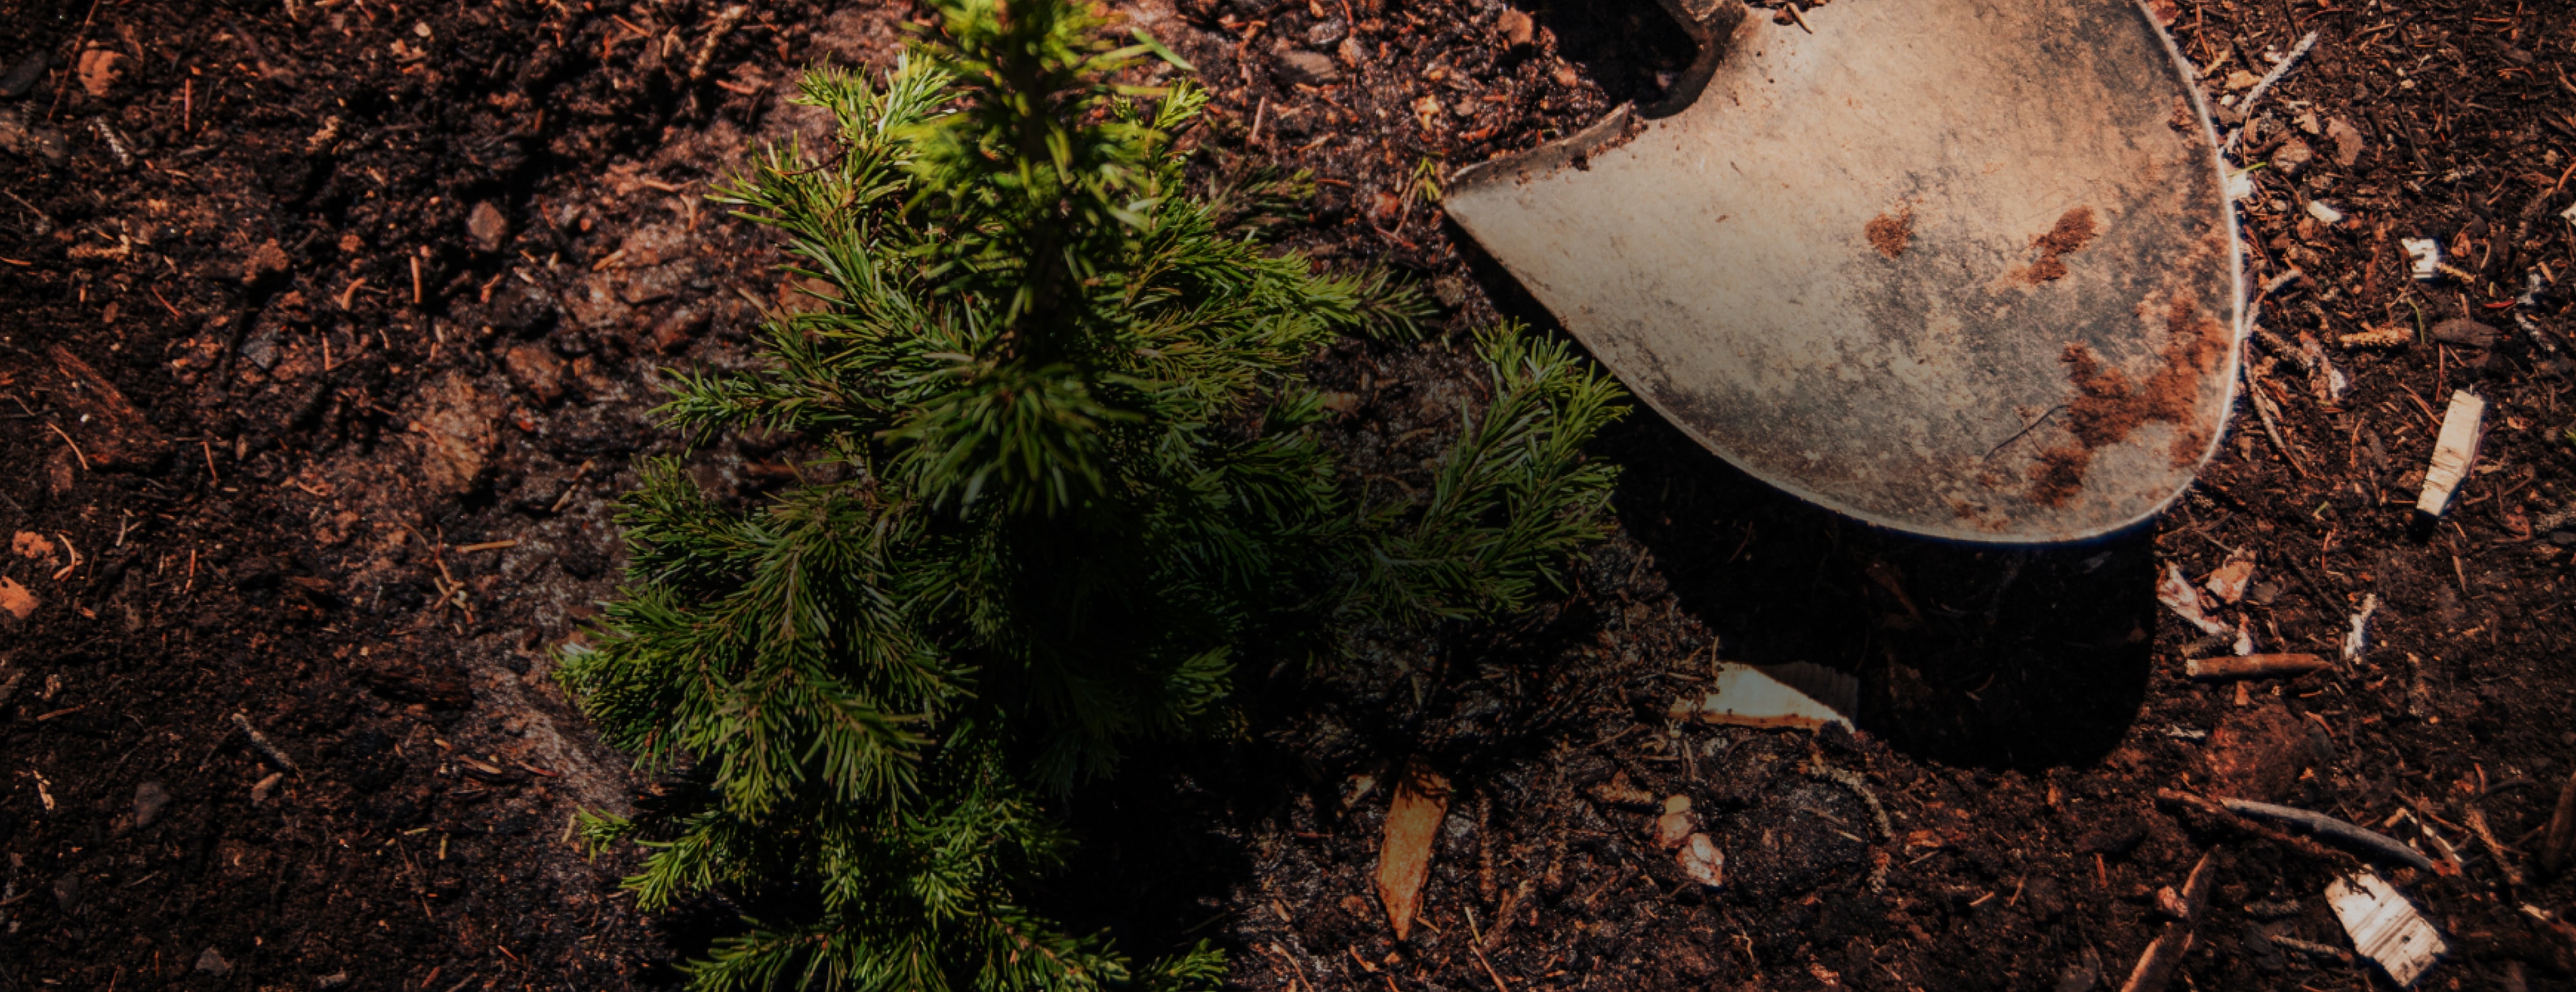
[556,1,1627,988]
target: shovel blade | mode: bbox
[1449,0,2240,542]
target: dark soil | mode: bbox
[7,0,2576,991]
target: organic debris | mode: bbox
[1666,662,1855,730]
[2222,799,2434,870]
[2155,562,2231,636]
[2202,553,2254,604]
[1375,757,1452,942]
[2343,594,2380,661]
[2325,872,2447,986]
[2183,653,2327,682]
[0,577,34,621]
[2116,852,2217,992]
[2412,390,2485,519]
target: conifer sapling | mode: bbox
[556,1,1628,987]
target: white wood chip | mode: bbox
[2157,562,2231,636]
[1667,663,1853,731]
[2402,238,2443,281]
[2414,390,2485,518]
[2326,872,2446,986]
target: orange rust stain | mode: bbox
[2025,292,2226,506]
[2012,206,2099,285]
[1865,204,1914,258]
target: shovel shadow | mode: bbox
[1451,222,2157,772]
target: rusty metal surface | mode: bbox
[1448,0,2240,543]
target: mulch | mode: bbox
[4,0,2574,989]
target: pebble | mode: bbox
[1275,50,1340,86]
[1305,18,1347,46]
[133,781,172,829]
[1676,833,1724,887]
[466,201,509,254]
[503,343,569,405]
[195,948,231,977]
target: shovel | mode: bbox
[1448,0,2241,543]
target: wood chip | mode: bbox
[1667,662,1854,730]
[0,577,35,620]
[1374,756,1451,942]
[2204,553,2255,604]
[2157,562,2230,636]
[2414,390,2485,519]
[2326,872,2446,986]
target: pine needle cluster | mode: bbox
[555,1,1628,988]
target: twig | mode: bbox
[2463,806,2523,886]
[44,421,90,472]
[230,712,303,774]
[2184,653,2329,681]
[2117,851,2218,992]
[2221,799,2433,870]
[2240,354,2311,477]
[2223,31,2321,157]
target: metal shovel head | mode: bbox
[1448,0,2240,543]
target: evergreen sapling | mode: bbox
[556,1,1629,987]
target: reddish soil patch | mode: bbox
[2027,293,2227,506]
[1865,204,1913,259]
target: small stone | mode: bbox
[465,202,509,254]
[2271,137,2314,175]
[503,344,568,405]
[1429,275,1468,310]
[1653,807,1699,850]
[2429,318,2496,349]
[1676,833,1724,887]
[1275,50,1340,86]
[194,948,231,977]
[1495,8,1534,46]
[52,874,82,913]
[1305,18,1347,46]
[133,781,172,829]
[316,975,351,991]
[1337,36,1367,66]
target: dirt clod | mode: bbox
[466,202,510,254]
